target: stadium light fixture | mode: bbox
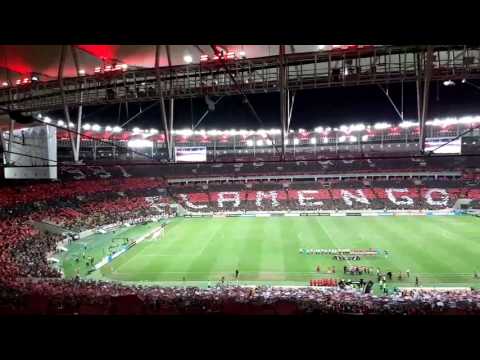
[68,122,75,128]
[314,127,324,133]
[78,69,86,76]
[184,55,193,64]
[105,126,113,132]
[112,126,122,133]
[293,138,300,145]
[318,45,326,50]
[310,138,317,144]
[443,80,455,86]
[351,123,365,132]
[362,135,369,142]
[399,121,418,128]
[239,50,246,58]
[133,127,142,134]
[128,139,153,148]
[2,82,8,87]
[350,136,357,143]
[31,76,39,81]
[57,120,65,127]
[121,64,128,71]
[256,140,264,146]
[339,136,346,143]
[92,124,101,131]
[150,129,159,135]
[43,117,51,123]
[82,123,91,131]
[323,137,329,144]
[374,122,391,130]
[462,78,466,83]
[36,113,43,119]
[246,139,254,147]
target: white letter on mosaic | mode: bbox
[386,188,414,206]
[298,190,324,207]
[217,192,240,208]
[425,188,449,207]
[179,194,207,209]
[341,189,370,206]
[116,165,132,178]
[255,191,279,207]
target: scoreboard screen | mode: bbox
[174,146,207,162]
[425,137,462,154]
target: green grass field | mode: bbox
[60,216,480,289]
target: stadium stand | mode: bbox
[172,179,479,212]
[55,154,480,180]
[1,166,480,315]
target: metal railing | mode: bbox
[1,45,479,113]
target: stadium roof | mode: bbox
[0,45,374,85]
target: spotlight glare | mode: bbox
[184,55,193,64]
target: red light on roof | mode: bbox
[94,67,101,73]
[200,55,209,62]
[2,82,8,87]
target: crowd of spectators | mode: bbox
[1,174,480,315]
[2,280,480,315]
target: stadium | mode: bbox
[1,44,480,315]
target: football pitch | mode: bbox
[60,216,480,289]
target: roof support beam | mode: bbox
[166,45,174,160]
[287,90,296,132]
[155,45,171,161]
[279,45,288,160]
[192,96,225,130]
[378,84,403,121]
[415,52,423,145]
[70,45,84,162]
[58,45,78,162]
[420,46,433,153]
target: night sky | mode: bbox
[50,80,480,131]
